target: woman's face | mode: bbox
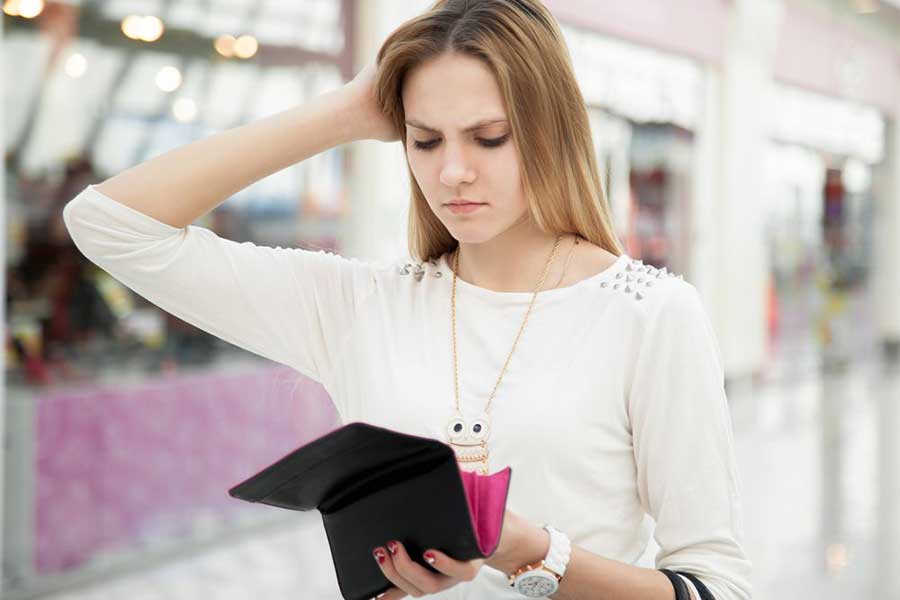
[402,52,527,244]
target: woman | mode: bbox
[63,0,752,598]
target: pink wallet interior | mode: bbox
[457,466,512,555]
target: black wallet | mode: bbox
[228,421,513,600]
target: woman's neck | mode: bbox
[452,224,568,293]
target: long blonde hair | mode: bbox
[374,0,623,263]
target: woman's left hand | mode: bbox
[372,509,525,598]
[372,540,485,599]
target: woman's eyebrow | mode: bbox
[405,118,508,133]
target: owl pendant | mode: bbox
[446,410,491,475]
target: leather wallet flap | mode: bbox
[228,422,452,510]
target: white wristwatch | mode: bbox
[507,524,571,597]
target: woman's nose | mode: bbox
[439,148,475,187]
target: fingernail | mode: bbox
[424,551,436,565]
[387,541,399,555]
[373,548,386,564]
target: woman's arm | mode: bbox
[485,280,751,600]
[93,60,395,228]
[487,516,677,600]
[626,280,753,600]
[62,186,377,385]
[62,63,399,388]
[94,89,354,229]
[485,280,753,600]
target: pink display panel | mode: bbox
[33,365,339,574]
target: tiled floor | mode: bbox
[733,358,900,600]
[36,358,900,600]
[39,515,342,599]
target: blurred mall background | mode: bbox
[2,0,900,598]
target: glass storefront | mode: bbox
[3,1,353,594]
[762,85,886,377]
[565,24,703,275]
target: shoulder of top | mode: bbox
[607,258,711,327]
[615,260,711,331]
[608,258,694,305]
[389,255,446,282]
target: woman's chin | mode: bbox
[446,228,498,245]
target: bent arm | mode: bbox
[63,185,377,384]
[94,87,361,229]
[629,282,753,600]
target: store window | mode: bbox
[4,1,353,595]
[762,85,885,374]
[565,24,703,273]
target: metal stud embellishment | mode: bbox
[396,258,443,281]
[600,258,683,301]
[392,255,684,299]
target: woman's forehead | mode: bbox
[402,53,506,125]
[405,117,508,134]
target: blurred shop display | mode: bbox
[565,24,701,274]
[3,362,339,588]
[3,1,355,596]
[626,124,693,271]
[4,0,354,390]
[762,84,885,375]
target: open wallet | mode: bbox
[227,421,513,600]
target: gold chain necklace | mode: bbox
[446,233,565,474]
[550,234,579,290]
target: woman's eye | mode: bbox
[412,135,509,151]
[480,134,509,148]
[413,139,440,150]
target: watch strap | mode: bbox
[507,523,571,588]
[539,524,571,578]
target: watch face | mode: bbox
[514,572,559,597]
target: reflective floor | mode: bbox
[734,357,900,600]
[41,356,900,600]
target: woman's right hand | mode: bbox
[343,60,401,143]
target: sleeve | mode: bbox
[627,280,753,600]
[62,184,377,385]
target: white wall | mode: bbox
[707,0,785,379]
[873,118,900,347]
[341,0,433,263]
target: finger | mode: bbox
[374,587,407,600]
[420,548,485,582]
[387,540,455,594]
[374,546,424,597]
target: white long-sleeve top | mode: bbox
[63,185,752,600]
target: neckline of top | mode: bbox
[439,251,631,301]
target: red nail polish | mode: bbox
[387,541,399,555]
[373,548,386,564]
[424,551,436,565]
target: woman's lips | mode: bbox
[446,203,486,214]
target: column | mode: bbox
[873,118,900,362]
[707,0,784,381]
[341,0,432,262]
